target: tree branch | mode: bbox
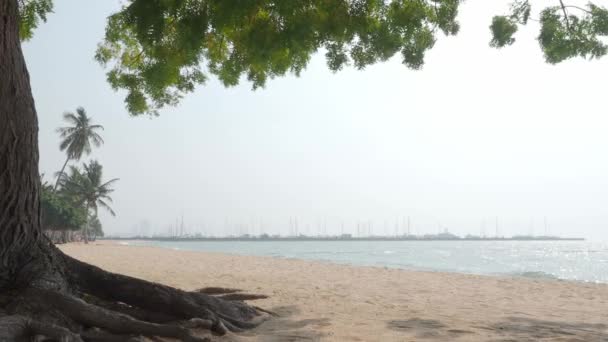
[559,0,572,30]
[125,49,145,68]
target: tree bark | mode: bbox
[0,0,50,290]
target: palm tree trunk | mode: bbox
[53,155,70,191]
[83,203,90,244]
[91,208,99,242]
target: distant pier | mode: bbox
[104,234,585,242]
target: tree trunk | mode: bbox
[53,155,70,191]
[0,0,49,290]
[83,203,89,244]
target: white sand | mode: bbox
[60,242,608,341]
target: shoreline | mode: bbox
[61,241,608,341]
[114,239,602,285]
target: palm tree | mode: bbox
[89,214,104,241]
[54,107,104,190]
[60,160,118,243]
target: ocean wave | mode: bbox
[511,271,559,280]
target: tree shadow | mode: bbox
[243,305,330,341]
[387,316,608,341]
[481,316,608,341]
[387,318,474,339]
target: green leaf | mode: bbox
[18,0,53,41]
[490,16,518,48]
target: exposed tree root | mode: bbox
[63,252,267,333]
[79,329,147,342]
[27,288,211,341]
[252,306,279,317]
[196,287,269,302]
[82,294,178,324]
[215,293,269,301]
[0,314,82,341]
[80,328,161,342]
[0,245,269,341]
[197,287,242,295]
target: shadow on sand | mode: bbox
[387,318,474,339]
[482,316,608,341]
[241,305,330,341]
[387,316,608,341]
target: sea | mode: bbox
[122,240,608,283]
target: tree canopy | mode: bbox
[94,0,461,115]
[18,0,608,116]
[60,161,118,218]
[490,0,608,63]
[41,182,86,232]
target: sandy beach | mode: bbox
[60,242,608,341]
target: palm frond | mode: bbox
[97,199,116,217]
[62,112,79,125]
[100,178,119,189]
[83,140,92,156]
[90,132,104,147]
[99,195,114,203]
[59,136,73,151]
[89,124,104,131]
[76,107,87,118]
[56,126,78,136]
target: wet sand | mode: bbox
[60,242,608,341]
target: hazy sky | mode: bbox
[24,0,608,239]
